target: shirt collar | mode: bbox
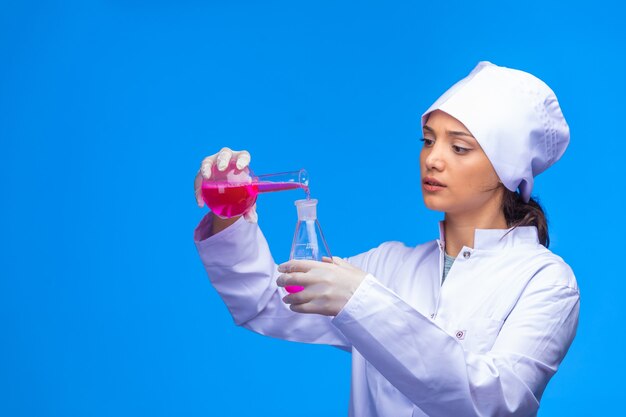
[437,220,539,251]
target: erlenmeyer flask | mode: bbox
[201,159,309,218]
[286,198,332,293]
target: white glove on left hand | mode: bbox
[276,256,368,316]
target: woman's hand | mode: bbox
[276,256,368,316]
[194,147,258,223]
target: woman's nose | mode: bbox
[424,145,445,171]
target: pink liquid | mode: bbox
[285,285,305,293]
[202,181,310,218]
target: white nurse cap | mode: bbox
[421,61,570,202]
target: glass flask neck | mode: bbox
[295,198,317,221]
[290,197,331,264]
[254,169,309,196]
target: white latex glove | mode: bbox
[276,257,368,316]
[194,147,258,223]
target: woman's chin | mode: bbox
[422,196,450,212]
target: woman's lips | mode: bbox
[423,177,446,192]
[423,183,446,192]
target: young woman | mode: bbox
[192,61,580,417]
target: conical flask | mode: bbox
[286,198,332,293]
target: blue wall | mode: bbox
[1,1,623,415]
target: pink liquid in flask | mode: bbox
[202,181,310,218]
[285,285,305,293]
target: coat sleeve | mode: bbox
[195,212,376,351]
[330,263,580,417]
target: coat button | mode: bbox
[463,251,471,259]
[455,330,465,340]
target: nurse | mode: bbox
[193,61,579,417]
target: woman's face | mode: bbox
[420,110,503,215]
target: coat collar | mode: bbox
[437,221,539,252]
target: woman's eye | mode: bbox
[452,145,470,154]
[420,138,434,147]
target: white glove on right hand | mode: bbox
[194,147,258,223]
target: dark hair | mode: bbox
[502,188,549,247]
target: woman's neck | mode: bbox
[443,210,508,257]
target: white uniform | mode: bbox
[194,213,580,417]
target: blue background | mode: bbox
[1,1,623,416]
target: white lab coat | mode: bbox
[194,213,580,417]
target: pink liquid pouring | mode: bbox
[202,181,310,218]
